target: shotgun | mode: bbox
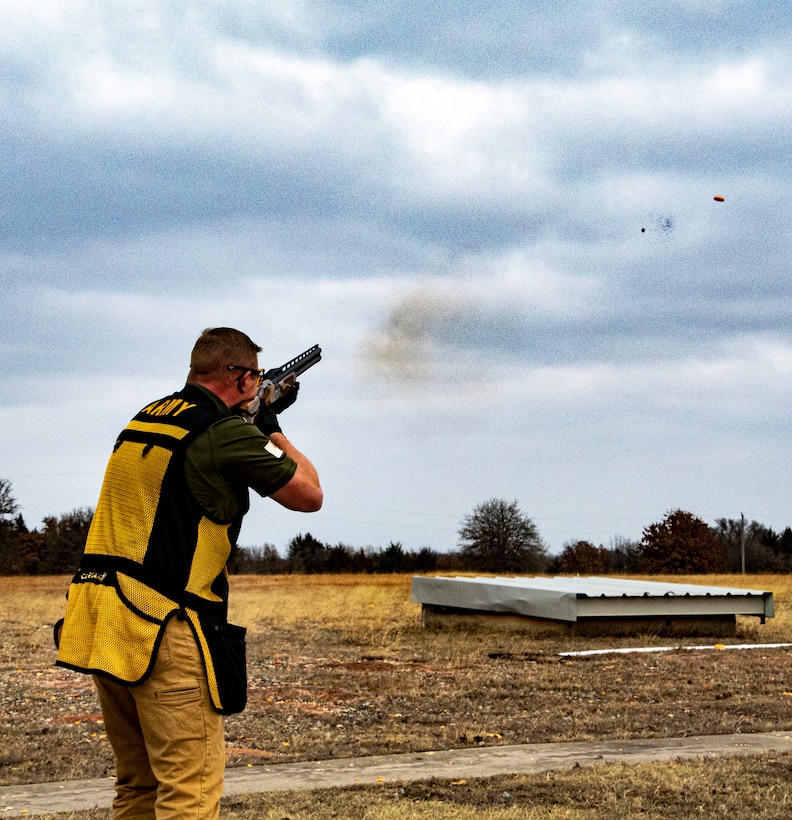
[239,344,321,423]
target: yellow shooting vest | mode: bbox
[56,385,247,714]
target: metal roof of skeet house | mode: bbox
[411,576,774,636]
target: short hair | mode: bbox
[188,327,262,379]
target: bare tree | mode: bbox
[0,478,19,519]
[38,507,94,574]
[714,517,789,573]
[0,479,23,574]
[458,499,547,574]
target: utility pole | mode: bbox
[740,512,746,575]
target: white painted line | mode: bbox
[560,642,792,657]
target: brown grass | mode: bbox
[4,573,792,818]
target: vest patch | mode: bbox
[140,398,197,417]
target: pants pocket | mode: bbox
[155,686,201,706]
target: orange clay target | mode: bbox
[714,195,725,202]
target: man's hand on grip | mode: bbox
[254,407,282,437]
[269,380,300,414]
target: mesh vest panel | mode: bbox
[85,440,173,564]
[56,386,242,709]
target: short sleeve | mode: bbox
[185,417,297,522]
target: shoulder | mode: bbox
[200,417,291,462]
[132,384,228,425]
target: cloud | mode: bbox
[4,0,790,283]
[2,1,791,551]
[304,1,792,81]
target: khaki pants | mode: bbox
[94,616,225,819]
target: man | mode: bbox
[55,327,322,819]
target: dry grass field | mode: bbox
[3,572,792,818]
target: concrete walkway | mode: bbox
[3,731,792,816]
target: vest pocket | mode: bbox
[190,611,248,715]
[116,572,179,621]
[56,579,168,685]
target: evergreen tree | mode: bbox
[557,540,612,574]
[638,509,727,574]
[287,532,328,573]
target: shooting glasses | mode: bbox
[227,365,266,386]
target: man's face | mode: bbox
[228,363,263,409]
[242,365,262,401]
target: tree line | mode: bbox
[1,478,790,576]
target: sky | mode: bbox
[1,1,791,557]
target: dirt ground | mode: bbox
[3,578,792,787]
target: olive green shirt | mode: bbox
[183,385,297,523]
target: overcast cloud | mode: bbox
[2,1,791,555]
